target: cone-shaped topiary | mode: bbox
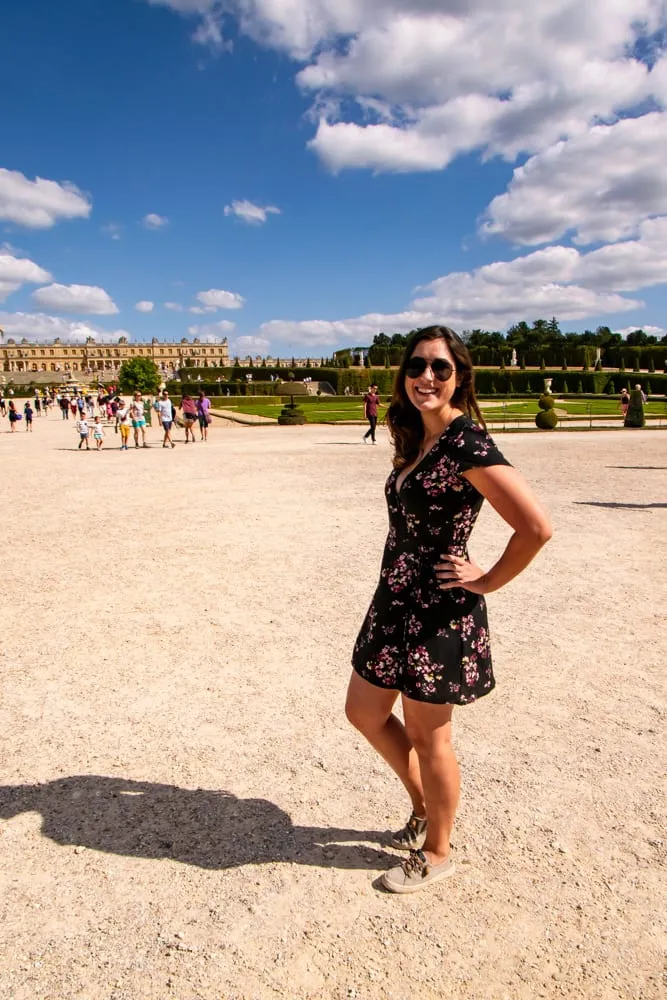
[535,393,558,429]
[562,379,569,393]
[624,389,645,427]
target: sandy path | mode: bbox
[0,415,665,1000]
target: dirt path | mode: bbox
[0,416,665,1000]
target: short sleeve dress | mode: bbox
[352,415,511,705]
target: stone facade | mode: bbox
[0,335,229,378]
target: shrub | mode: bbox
[539,357,546,371]
[606,380,615,395]
[646,381,652,395]
[561,357,568,371]
[577,380,584,393]
[562,379,569,393]
[278,398,306,425]
[624,389,645,427]
[649,356,656,372]
[619,357,626,372]
[519,357,526,370]
[535,400,558,430]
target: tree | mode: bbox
[118,357,161,395]
[625,329,649,346]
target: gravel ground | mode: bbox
[0,414,665,1000]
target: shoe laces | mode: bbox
[402,850,428,876]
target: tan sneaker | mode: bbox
[382,849,455,894]
[389,811,427,851]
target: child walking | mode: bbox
[93,415,105,450]
[76,415,90,450]
[23,401,34,431]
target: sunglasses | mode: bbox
[405,357,455,382]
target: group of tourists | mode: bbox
[72,389,212,451]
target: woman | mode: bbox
[346,326,552,894]
[196,391,211,441]
[619,388,630,418]
[180,394,198,443]
[8,400,19,432]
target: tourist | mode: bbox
[130,392,148,448]
[70,398,78,419]
[115,397,131,450]
[85,394,95,418]
[0,393,5,417]
[362,382,383,445]
[345,325,552,894]
[156,389,176,449]
[8,400,19,432]
[635,383,648,404]
[34,395,41,416]
[197,390,211,441]
[60,395,70,420]
[76,414,90,450]
[180,394,198,443]
[619,388,630,417]
[23,400,34,432]
[92,415,105,450]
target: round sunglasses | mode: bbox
[404,357,455,382]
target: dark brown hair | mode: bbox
[386,326,485,470]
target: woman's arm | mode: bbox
[436,465,552,595]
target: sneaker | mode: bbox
[382,849,455,894]
[390,811,427,852]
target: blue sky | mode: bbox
[1,0,666,356]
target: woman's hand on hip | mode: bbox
[435,554,487,594]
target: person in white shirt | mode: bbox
[76,417,90,450]
[130,392,148,449]
[156,390,176,449]
[93,415,105,450]
[115,397,131,451]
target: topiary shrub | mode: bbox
[561,357,568,371]
[535,394,558,430]
[624,389,645,427]
[606,380,615,395]
[562,379,569,393]
[619,357,626,372]
[577,380,584,393]
[278,397,307,425]
[646,381,652,396]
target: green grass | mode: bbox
[212,396,667,423]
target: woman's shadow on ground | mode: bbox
[0,776,393,871]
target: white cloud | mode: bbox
[482,112,667,246]
[224,199,281,224]
[134,300,154,312]
[233,334,271,354]
[32,283,119,316]
[617,324,666,337]
[0,312,130,344]
[142,213,169,229]
[101,222,122,241]
[186,319,236,340]
[164,301,184,311]
[0,167,91,229]
[196,288,245,310]
[0,252,52,302]
[188,304,217,314]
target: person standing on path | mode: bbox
[0,394,6,417]
[76,415,90,450]
[180,394,198,444]
[362,383,383,445]
[130,392,148,448]
[115,398,132,450]
[34,395,41,417]
[156,390,176,449]
[197,390,211,441]
[8,400,19,431]
[92,415,105,450]
[23,400,34,431]
[346,326,552,894]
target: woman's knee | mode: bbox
[403,710,454,759]
[344,674,395,734]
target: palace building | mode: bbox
[0,334,229,378]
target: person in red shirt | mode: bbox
[362,383,383,444]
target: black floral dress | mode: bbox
[352,415,511,705]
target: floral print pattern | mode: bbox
[352,415,511,704]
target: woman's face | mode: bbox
[404,337,460,416]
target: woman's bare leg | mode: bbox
[345,671,425,815]
[401,697,459,864]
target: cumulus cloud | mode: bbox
[0,312,131,344]
[164,301,184,311]
[233,334,271,354]
[617,324,666,337]
[32,283,119,316]
[224,199,281,224]
[260,218,667,338]
[188,304,217,314]
[142,213,169,229]
[196,288,245,309]
[0,167,91,229]
[186,319,236,340]
[134,300,155,312]
[0,252,52,302]
[482,112,667,246]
